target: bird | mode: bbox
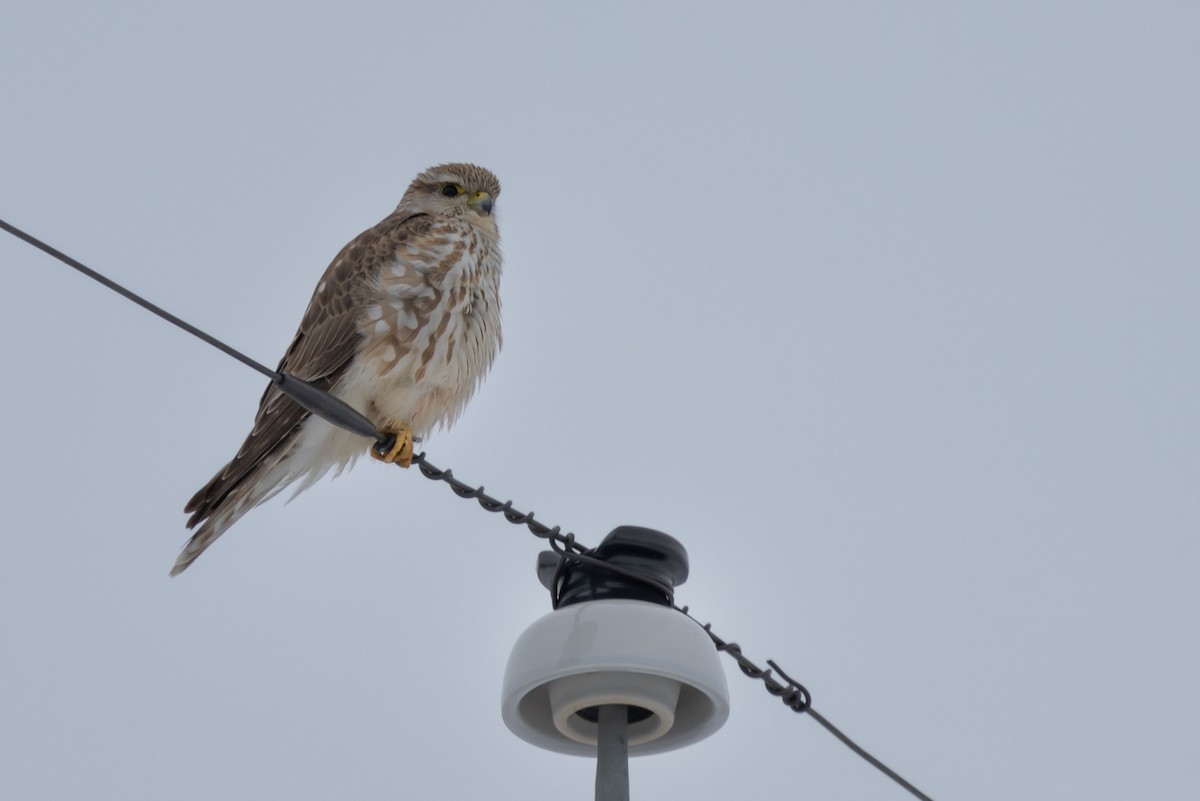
[173,163,503,575]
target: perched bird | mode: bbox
[173,163,503,575]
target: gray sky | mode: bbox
[2,2,1197,799]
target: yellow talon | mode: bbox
[373,424,414,467]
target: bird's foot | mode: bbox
[372,423,414,468]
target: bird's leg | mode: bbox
[372,423,414,468]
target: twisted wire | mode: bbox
[412,453,934,801]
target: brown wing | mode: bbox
[184,212,435,527]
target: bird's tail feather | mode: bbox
[171,485,268,575]
[172,457,299,575]
[174,417,361,575]
[171,517,232,576]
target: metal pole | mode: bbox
[595,705,630,801]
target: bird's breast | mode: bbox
[354,220,502,433]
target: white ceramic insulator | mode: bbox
[501,599,730,756]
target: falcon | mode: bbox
[173,163,503,575]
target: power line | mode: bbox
[2,216,938,801]
[0,217,385,446]
[0,218,279,382]
[806,707,935,801]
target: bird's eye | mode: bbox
[441,184,461,197]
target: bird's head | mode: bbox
[397,163,501,234]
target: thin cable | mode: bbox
[3,218,937,801]
[0,217,279,381]
[805,707,935,801]
[1,217,385,444]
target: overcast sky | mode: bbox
[2,2,1197,799]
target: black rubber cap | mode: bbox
[537,525,689,608]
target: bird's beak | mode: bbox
[468,191,494,216]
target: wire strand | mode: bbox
[3,217,937,801]
[0,217,386,444]
[0,217,279,382]
[806,707,935,801]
